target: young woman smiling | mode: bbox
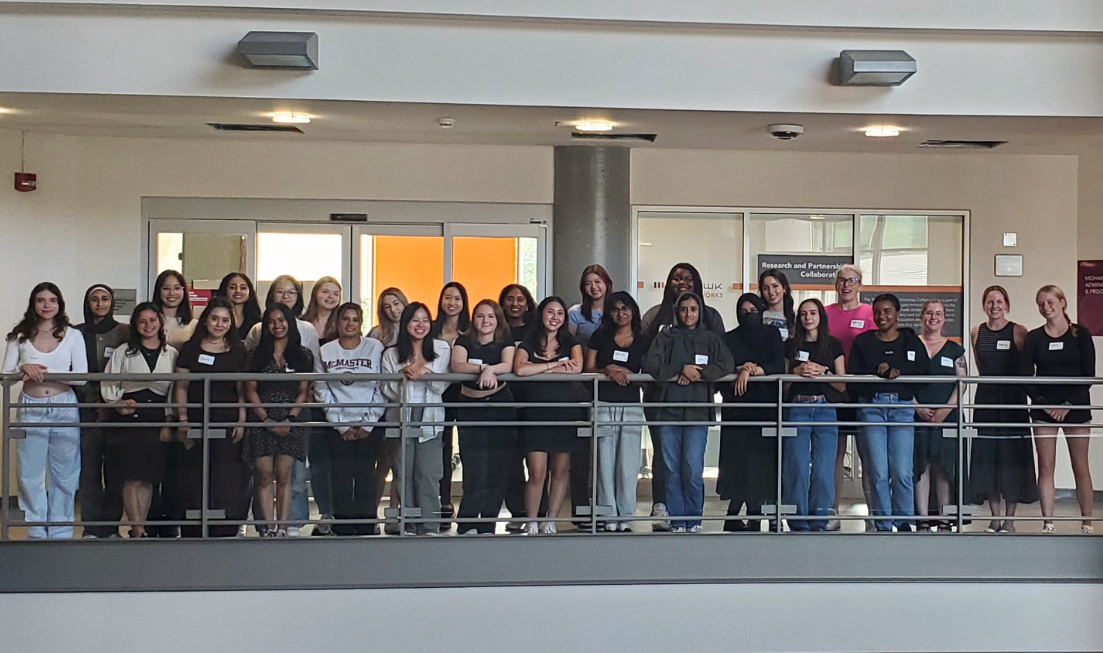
[369,287,409,347]
[101,303,178,539]
[499,283,538,530]
[432,282,471,523]
[499,284,537,345]
[758,268,795,339]
[303,276,343,345]
[1022,285,1095,533]
[514,296,584,535]
[301,276,343,534]
[452,300,517,534]
[568,264,613,348]
[3,282,88,539]
[153,270,197,350]
[216,273,262,340]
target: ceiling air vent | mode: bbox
[571,132,657,143]
[208,123,305,134]
[920,139,1006,150]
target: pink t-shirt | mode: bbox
[824,303,877,359]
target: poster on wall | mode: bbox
[860,289,964,338]
[757,254,852,287]
[189,288,212,310]
[1077,260,1103,336]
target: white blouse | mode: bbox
[2,328,88,385]
[100,345,180,402]
[164,318,198,351]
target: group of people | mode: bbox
[1,261,1096,538]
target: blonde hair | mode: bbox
[920,298,944,314]
[1036,284,1076,335]
[835,264,864,284]
[375,287,409,345]
[301,276,343,339]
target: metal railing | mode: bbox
[1,371,1100,539]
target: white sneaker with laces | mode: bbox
[1042,523,1056,534]
[825,508,841,532]
[540,522,557,534]
[688,525,704,533]
[652,503,671,531]
[671,526,687,533]
[285,526,302,537]
[1081,524,1094,535]
[524,521,539,536]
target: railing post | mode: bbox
[399,377,408,537]
[956,377,964,533]
[201,375,211,539]
[590,375,599,535]
[1,375,10,541]
[775,376,784,534]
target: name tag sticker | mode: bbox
[197,354,215,366]
[468,358,483,366]
[907,351,916,362]
[103,347,115,359]
[778,328,789,340]
[850,320,865,329]
[1049,342,1064,351]
[612,350,629,362]
[797,351,809,362]
[996,340,1011,350]
[695,354,709,365]
[941,356,953,367]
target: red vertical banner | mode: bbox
[188,289,212,310]
[1077,260,1103,336]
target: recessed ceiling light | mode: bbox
[865,126,900,138]
[272,112,311,124]
[575,120,614,132]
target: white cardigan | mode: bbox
[100,344,179,402]
[381,340,451,442]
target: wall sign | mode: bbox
[757,254,852,287]
[1077,260,1103,336]
[113,288,137,318]
[861,290,964,338]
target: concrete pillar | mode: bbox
[552,146,631,299]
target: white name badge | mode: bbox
[1049,342,1064,351]
[941,356,953,367]
[907,351,916,362]
[797,350,809,362]
[197,354,216,366]
[778,328,789,340]
[468,358,483,366]
[850,320,865,329]
[695,354,709,365]
[996,340,1011,350]
[103,347,115,359]
[612,350,629,362]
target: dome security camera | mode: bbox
[767,124,804,140]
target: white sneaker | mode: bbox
[672,526,687,533]
[652,503,671,532]
[540,522,557,534]
[237,525,248,537]
[460,528,478,536]
[1042,523,1056,534]
[524,521,539,536]
[688,525,704,533]
[604,522,620,533]
[285,526,302,537]
[825,508,841,532]
[1082,524,1094,535]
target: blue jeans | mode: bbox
[860,394,915,531]
[655,425,708,529]
[784,398,838,531]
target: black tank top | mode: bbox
[974,322,1027,421]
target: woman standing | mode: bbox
[784,299,845,531]
[499,283,538,531]
[824,264,878,530]
[1022,285,1096,533]
[452,300,517,534]
[75,284,129,538]
[967,286,1037,532]
[500,284,537,344]
[758,269,795,339]
[642,292,734,533]
[514,296,584,535]
[303,276,343,344]
[914,300,968,531]
[381,303,452,536]
[848,294,929,532]
[153,270,197,350]
[2,283,88,539]
[369,288,409,347]
[216,273,262,340]
[568,264,613,348]
[243,305,315,537]
[173,297,248,538]
[640,263,725,530]
[717,294,784,531]
[317,303,386,536]
[432,282,470,524]
[101,303,178,538]
[585,292,650,532]
[301,276,343,534]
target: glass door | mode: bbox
[353,225,446,331]
[147,219,256,306]
[256,223,352,307]
[445,223,545,305]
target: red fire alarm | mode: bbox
[14,172,36,192]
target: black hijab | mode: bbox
[725,293,773,364]
[76,284,121,371]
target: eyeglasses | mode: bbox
[276,289,299,298]
[611,305,633,314]
[838,277,860,286]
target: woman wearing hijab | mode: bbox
[718,294,785,531]
[76,284,129,538]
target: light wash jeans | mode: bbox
[596,404,644,526]
[784,397,838,531]
[18,391,81,539]
[860,393,915,531]
[654,424,708,529]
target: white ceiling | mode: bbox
[2,92,1103,155]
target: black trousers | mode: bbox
[147,441,185,537]
[456,390,517,534]
[180,435,247,539]
[328,428,380,536]
[440,385,461,511]
[78,408,123,537]
[570,441,593,520]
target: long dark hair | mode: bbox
[673,292,704,329]
[498,284,536,324]
[125,302,167,356]
[7,282,70,343]
[579,264,614,321]
[523,296,573,356]
[788,298,836,364]
[266,274,305,316]
[216,272,261,333]
[649,263,715,336]
[153,270,193,324]
[186,297,243,353]
[396,302,438,364]
[250,304,312,372]
[598,291,641,337]
[758,268,795,329]
[432,282,470,336]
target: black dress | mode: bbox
[1021,324,1096,424]
[242,348,313,462]
[109,388,170,484]
[914,340,965,481]
[967,323,1038,505]
[518,335,584,453]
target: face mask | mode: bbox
[737,311,759,328]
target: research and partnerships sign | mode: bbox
[1077,260,1103,336]
[757,255,852,288]
[860,291,964,338]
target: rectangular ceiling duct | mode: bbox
[838,50,916,86]
[238,31,318,69]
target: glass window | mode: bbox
[359,234,444,329]
[748,213,854,309]
[256,231,345,306]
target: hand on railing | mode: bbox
[876,362,901,379]
[18,363,47,384]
